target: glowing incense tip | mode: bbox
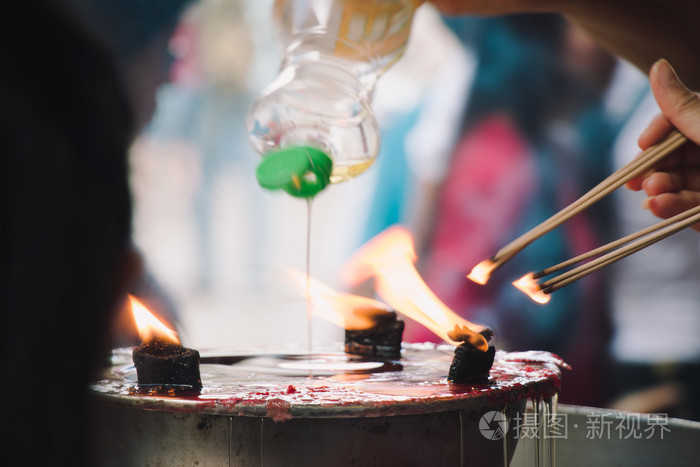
[512,273,551,304]
[467,260,495,285]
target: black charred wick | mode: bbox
[133,337,202,392]
[448,328,496,384]
[479,328,495,342]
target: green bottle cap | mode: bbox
[256,146,333,198]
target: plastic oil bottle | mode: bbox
[248,0,420,197]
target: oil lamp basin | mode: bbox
[89,344,563,466]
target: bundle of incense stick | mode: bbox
[468,129,693,290]
[528,205,700,296]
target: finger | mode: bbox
[646,191,700,232]
[649,59,700,145]
[641,172,682,196]
[642,167,700,196]
[625,143,700,191]
[625,151,684,191]
[638,113,674,149]
[646,191,700,231]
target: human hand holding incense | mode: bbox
[626,60,700,232]
[468,59,700,291]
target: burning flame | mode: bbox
[467,259,496,285]
[341,226,487,348]
[128,294,180,344]
[447,324,489,353]
[512,273,551,304]
[286,269,393,330]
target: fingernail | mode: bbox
[641,198,651,210]
[655,59,679,88]
[641,177,649,191]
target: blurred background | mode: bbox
[122,0,700,417]
[128,0,468,349]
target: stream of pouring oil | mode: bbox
[305,199,313,373]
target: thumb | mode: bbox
[649,59,700,145]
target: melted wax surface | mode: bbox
[92,343,565,421]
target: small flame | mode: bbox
[128,294,180,344]
[467,259,495,285]
[512,273,550,304]
[286,269,392,330]
[447,324,489,353]
[341,226,486,346]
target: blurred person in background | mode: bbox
[352,5,473,257]
[404,14,625,408]
[426,1,700,418]
[2,0,192,464]
[139,0,256,293]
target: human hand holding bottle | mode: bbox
[428,1,700,90]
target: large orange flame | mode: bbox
[512,273,551,304]
[341,226,487,348]
[128,294,180,344]
[286,269,393,330]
